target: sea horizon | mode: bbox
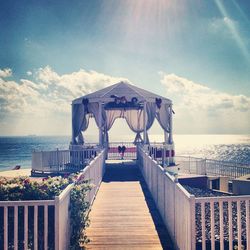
[0,134,249,171]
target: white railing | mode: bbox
[138,146,250,249]
[195,196,250,250]
[0,149,106,250]
[137,145,196,250]
[107,142,137,160]
[32,147,99,175]
[175,156,250,179]
[77,148,106,206]
[0,191,70,250]
[146,143,175,165]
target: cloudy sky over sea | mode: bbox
[0,0,250,136]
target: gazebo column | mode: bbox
[168,104,173,144]
[163,130,168,168]
[164,131,168,145]
[71,104,75,145]
[98,102,103,147]
[143,102,147,144]
[168,103,175,165]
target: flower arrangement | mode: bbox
[0,176,71,201]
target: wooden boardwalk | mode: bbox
[85,161,175,250]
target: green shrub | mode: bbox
[0,176,70,201]
[70,177,92,250]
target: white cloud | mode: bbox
[0,68,12,78]
[26,71,32,76]
[0,66,128,116]
[160,73,250,133]
[208,17,238,37]
[0,66,128,135]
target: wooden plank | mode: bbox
[85,162,174,249]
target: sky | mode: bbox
[0,0,250,136]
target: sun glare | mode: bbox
[214,0,250,63]
[101,0,186,50]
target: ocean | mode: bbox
[0,134,249,171]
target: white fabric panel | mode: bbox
[88,103,104,128]
[72,104,86,144]
[106,110,123,130]
[72,100,170,145]
[77,131,84,144]
[124,103,156,144]
[156,103,170,133]
[104,110,123,144]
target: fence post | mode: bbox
[190,195,196,250]
[41,151,44,173]
[204,158,207,175]
[57,148,59,172]
[55,196,60,250]
[189,156,191,173]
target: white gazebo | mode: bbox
[71,81,174,160]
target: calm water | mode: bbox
[0,135,249,170]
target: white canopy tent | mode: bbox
[71,81,174,147]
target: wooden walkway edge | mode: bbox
[85,161,175,250]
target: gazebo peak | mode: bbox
[72,81,172,104]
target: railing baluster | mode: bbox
[237,201,242,249]
[219,201,224,250]
[14,206,18,250]
[44,205,48,250]
[24,205,28,250]
[4,206,8,250]
[34,205,38,250]
[201,202,206,250]
[210,201,215,250]
[228,201,233,250]
[246,200,250,250]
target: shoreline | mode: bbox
[0,168,31,178]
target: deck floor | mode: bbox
[85,161,175,250]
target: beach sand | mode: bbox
[0,168,31,178]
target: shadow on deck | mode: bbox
[86,161,175,250]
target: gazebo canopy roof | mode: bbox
[72,81,172,105]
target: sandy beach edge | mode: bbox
[0,168,32,178]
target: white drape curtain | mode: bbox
[156,103,170,133]
[72,104,89,144]
[104,110,123,144]
[124,103,156,144]
[72,101,170,145]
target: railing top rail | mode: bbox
[0,200,55,206]
[108,142,136,145]
[57,183,74,202]
[33,149,70,154]
[33,147,99,154]
[176,155,250,166]
[195,195,250,203]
